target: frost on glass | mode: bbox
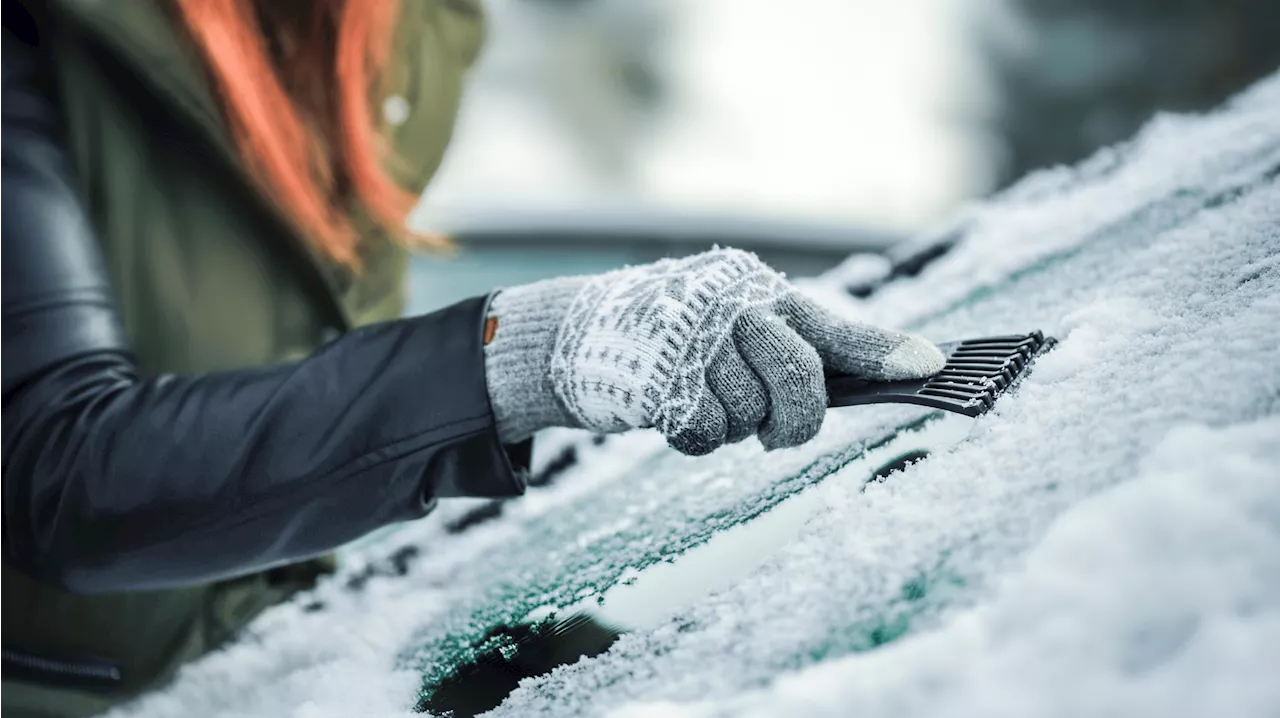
[405,406,942,707]
[106,74,1280,718]
[478,75,1280,718]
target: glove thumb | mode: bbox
[778,293,945,380]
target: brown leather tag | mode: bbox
[483,316,499,345]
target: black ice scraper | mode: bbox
[826,331,1053,417]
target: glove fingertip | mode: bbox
[877,335,946,380]
[759,410,824,451]
[668,417,728,456]
[666,392,730,456]
[668,431,720,457]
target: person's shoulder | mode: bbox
[381,0,486,192]
[401,0,487,71]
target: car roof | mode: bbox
[114,73,1280,718]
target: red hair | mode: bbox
[173,0,443,269]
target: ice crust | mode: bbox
[109,73,1280,718]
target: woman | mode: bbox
[1,1,944,714]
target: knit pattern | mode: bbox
[483,277,585,444]
[483,248,946,452]
[550,249,788,436]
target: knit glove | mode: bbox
[483,248,945,455]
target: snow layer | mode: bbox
[482,74,1280,718]
[109,73,1280,718]
[609,418,1280,718]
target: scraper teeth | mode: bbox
[957,340,1033,351]
[919,386,976,401]
[956,335,1043,353]
[947,358,1010,367]
[935,368,996,379]
[825,331,1049,417]
[949,350,1013,360]
[936,373,1007,390]
[958,334,1025,343]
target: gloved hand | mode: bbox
[483,248,944,455]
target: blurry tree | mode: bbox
[977,0,1280,187]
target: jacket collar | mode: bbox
[55,0,238,164]
[53,0,353,330]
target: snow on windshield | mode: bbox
[482,72,1280,718]
[108,74,1280,718]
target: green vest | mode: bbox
[2,1,484,714]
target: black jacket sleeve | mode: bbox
[1,19,530,594]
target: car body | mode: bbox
[112,74,1280,718]
[405,203,901,315]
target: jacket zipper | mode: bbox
[2,647,123,690]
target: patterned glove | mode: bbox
[483,249,944,455]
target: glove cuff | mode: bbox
[482,277,587,443]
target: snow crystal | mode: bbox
[108,73,1280,718]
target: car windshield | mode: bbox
[111,75,1280,718]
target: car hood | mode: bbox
[110,73,1280,718]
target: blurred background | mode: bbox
[406,0,1280,313]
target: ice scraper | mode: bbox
[826,331,1053,416]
